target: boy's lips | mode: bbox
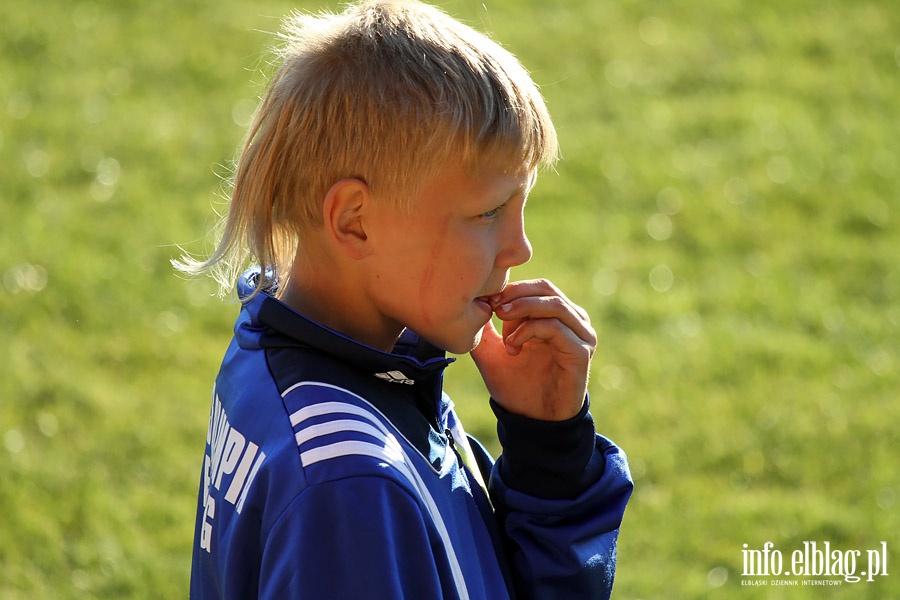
[474,289,503,314]
[475,279,506,315]
[474,296,494,314]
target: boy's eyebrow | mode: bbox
[493,182,529,205]
[509,175,537,203]
[487,185,529,213]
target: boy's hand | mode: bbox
[470,279,597,421]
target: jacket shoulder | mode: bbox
[283,381,423,491]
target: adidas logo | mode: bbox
[374,370,415,385]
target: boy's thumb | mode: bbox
[471,319,503,363]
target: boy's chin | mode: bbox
[439,329,484,356]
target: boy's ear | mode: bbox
[322,178,372,259]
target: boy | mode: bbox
[182,1,632,598]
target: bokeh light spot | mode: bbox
[646,213,673,241]
[638,17,668,46]
[707,566,728,588]
[649,264,674,292]
[767,155,793,184]
[592,268,618,296]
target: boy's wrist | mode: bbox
[491,396,601,500]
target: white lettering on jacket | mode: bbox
[199,389,266,553]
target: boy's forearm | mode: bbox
[488,404,634,600]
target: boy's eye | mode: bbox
[479,204,506,220]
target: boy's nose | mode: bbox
[498,226,533,268]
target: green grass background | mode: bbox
[2,0,898,597]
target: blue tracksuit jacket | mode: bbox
[190,273,633,599]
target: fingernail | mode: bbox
[499,302,513,313]
[490,294,502,304]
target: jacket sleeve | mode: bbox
[259,476,446,599]
[488,397,633,600]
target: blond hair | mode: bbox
[178,0,558,296]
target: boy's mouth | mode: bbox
[474,288,504,314]
[475,280,507,315]
[474,296,494,314]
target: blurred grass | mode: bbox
[2,0,898,598]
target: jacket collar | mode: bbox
[235,270,455,385]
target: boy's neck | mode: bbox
[280,262,403,354]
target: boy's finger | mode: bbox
[492,278,590,321]
[471,319,504,359]
[503,317,595,358]
[495,296,596,348]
